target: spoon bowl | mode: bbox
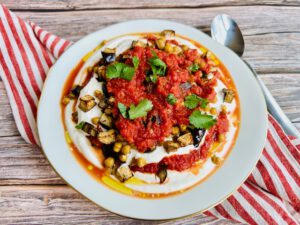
[211,14,245,57]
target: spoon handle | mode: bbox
[243,60,300,138]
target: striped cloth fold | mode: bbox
[0,4,299,224]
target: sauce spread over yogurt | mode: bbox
[61,30,240,198]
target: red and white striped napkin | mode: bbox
[0,5,299,224]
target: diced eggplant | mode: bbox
[95,66,106,81]
[180,82,192,90]
[80,122,98,137]
[107,96,115,105]
[132,40,146,48]
[222,88,235,103]
[150,114,161,125]
[177,132,193,147]
[101,48,116,64]
[161,30,175,38]
[116,164,133,182]
[70,85,82,98]
[99,113,113,128]
[163,141,180,153]
[144,147,156,153]
[98,99,108,109]
[98,129,116,145]
[155,37,166,50]
[72,111,78,123]
[79,95,96,112]
[156,165,167,184]
[189,128,206,148]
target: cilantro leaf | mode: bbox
[149,74,158,83]
[75,121,85,129]
[118,103,128,118]
[184,94,208,109]
[189,110,217,129]
[128,99,153,120]
[132,56,139,69]
[106,63,135,81]
[148,52,166,76]
[166,94,177,105]
[121,65,135,80]
[188,64,200,73]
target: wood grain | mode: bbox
[15,6,300,73]
[4,0,300,11]
[0,185,238,225]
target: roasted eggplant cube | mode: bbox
[99,113,113,128]
[190,128,206,148]
[132,40,146,48]
[177,133,193,147]
[70,85,82,98]
[101,48,116,64]
[79,95,96,112]
[98,129,116,145]
[156,166,167,184]
[163,141,180,153]
[161,29,175,38]
[116,164,133,182]
[222,88,235,103]
[98,99,108,109]
[81,122,98,137]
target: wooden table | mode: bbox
[1,1,300,224]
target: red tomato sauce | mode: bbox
[107,46,221,152]
[131,112,229,173]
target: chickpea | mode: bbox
[121,145,131,155]
[211,155,221,165]
[182,45,189,51]
[119,154,127,162]
[91,117,100,125]
[136,158,146,168]
[113,142,122,153]
[104,108,112,115]
[164,43,173,53]
[210,107,217,115]
[62,96,70,105]
[179,124,187,132]
[218,134,226,142]
[104,157,115,168]
[171,126,180,135]
[221,105,227,113]
[205,104,211,112]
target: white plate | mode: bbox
[37,20,267,220]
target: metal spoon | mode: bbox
[211,14,300,138]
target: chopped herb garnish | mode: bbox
[148,51,166,76]
[128,99,153,120]
[189,110,216,129]
[166,94,177,105]
[106,62,135,80]
[184,94,208,109]
[188,64,200,73]
[132,56,139,69]
[75,121,85,129]
[118,102,128,118]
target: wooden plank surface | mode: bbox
[0,1,299,224]
[4,0,300,11]
[14,6,300,73]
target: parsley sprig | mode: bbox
[189,110,216,129]
[118,99,153,120]
[184,94,208,109]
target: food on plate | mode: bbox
[61,30,240,198]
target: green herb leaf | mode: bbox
[149,74,158,83]
[166,94,177,105]
[189,110,217,129]
[106,63,135,81]
[188,64,200,73]
[184,94,208,109]
[132,56,139,69]
[75,121,85,129]
[118,103,128,118]
[128,99,153,120]
[148,52,166,76]
[121,65,135,80]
